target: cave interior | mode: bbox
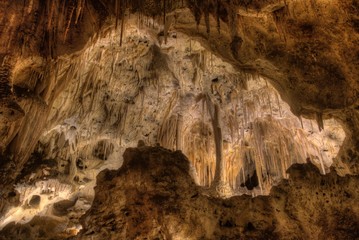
[0,0,358,239]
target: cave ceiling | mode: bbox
[0,0,358,239]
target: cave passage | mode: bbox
[0,17,346,234]
[0,0,358,239]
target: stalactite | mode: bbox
[216,0,220,33]
[120,0,125,46]
[163,0,167,44]
[64,1,76,42]
[243,102,248,127]
[316,112,324,131]
[158,115,177,149]
[204,0,210,35]
[271,7,288,42]
[157,92,178,145]
[298,115,304,129]
[275,92,282,117]
[200,50,206,72]
[115,0,119,29]
[176,114,183,150]
[47,0,56,31]
[75,0,83,24]
[265,81,273,116]
[58,0,66,31]
[194,4,202,29]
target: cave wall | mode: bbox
[3,146,358,239]
[172,0,359,174]
[0,0,110,190]
[0,0,358,237]
[74,147,358,240]
[0,0,358,185]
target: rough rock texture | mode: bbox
[171,0,359,174]
[0,0,357,184]
[0,0,358,238]
[0,24,346,234]
[77,147,359,240]
[0,216,79,240]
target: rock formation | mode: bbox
[0,0,358,239]
[79,147,359,239]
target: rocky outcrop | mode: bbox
[77,146,359,240]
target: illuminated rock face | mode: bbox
[0,24,346,234]
[75,146,359,240]
[0,0,358,239]
[1,147,358,239]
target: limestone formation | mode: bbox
[0,0,358,239]
[76,146,359,240]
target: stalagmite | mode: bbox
[204,93,232,196]
[212,103,224,184]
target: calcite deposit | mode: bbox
[0,0,358,239]
[76,146,359,240]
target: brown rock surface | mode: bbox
[0,0,358,238]
[0,0,357,178]
[77,146,359,240]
